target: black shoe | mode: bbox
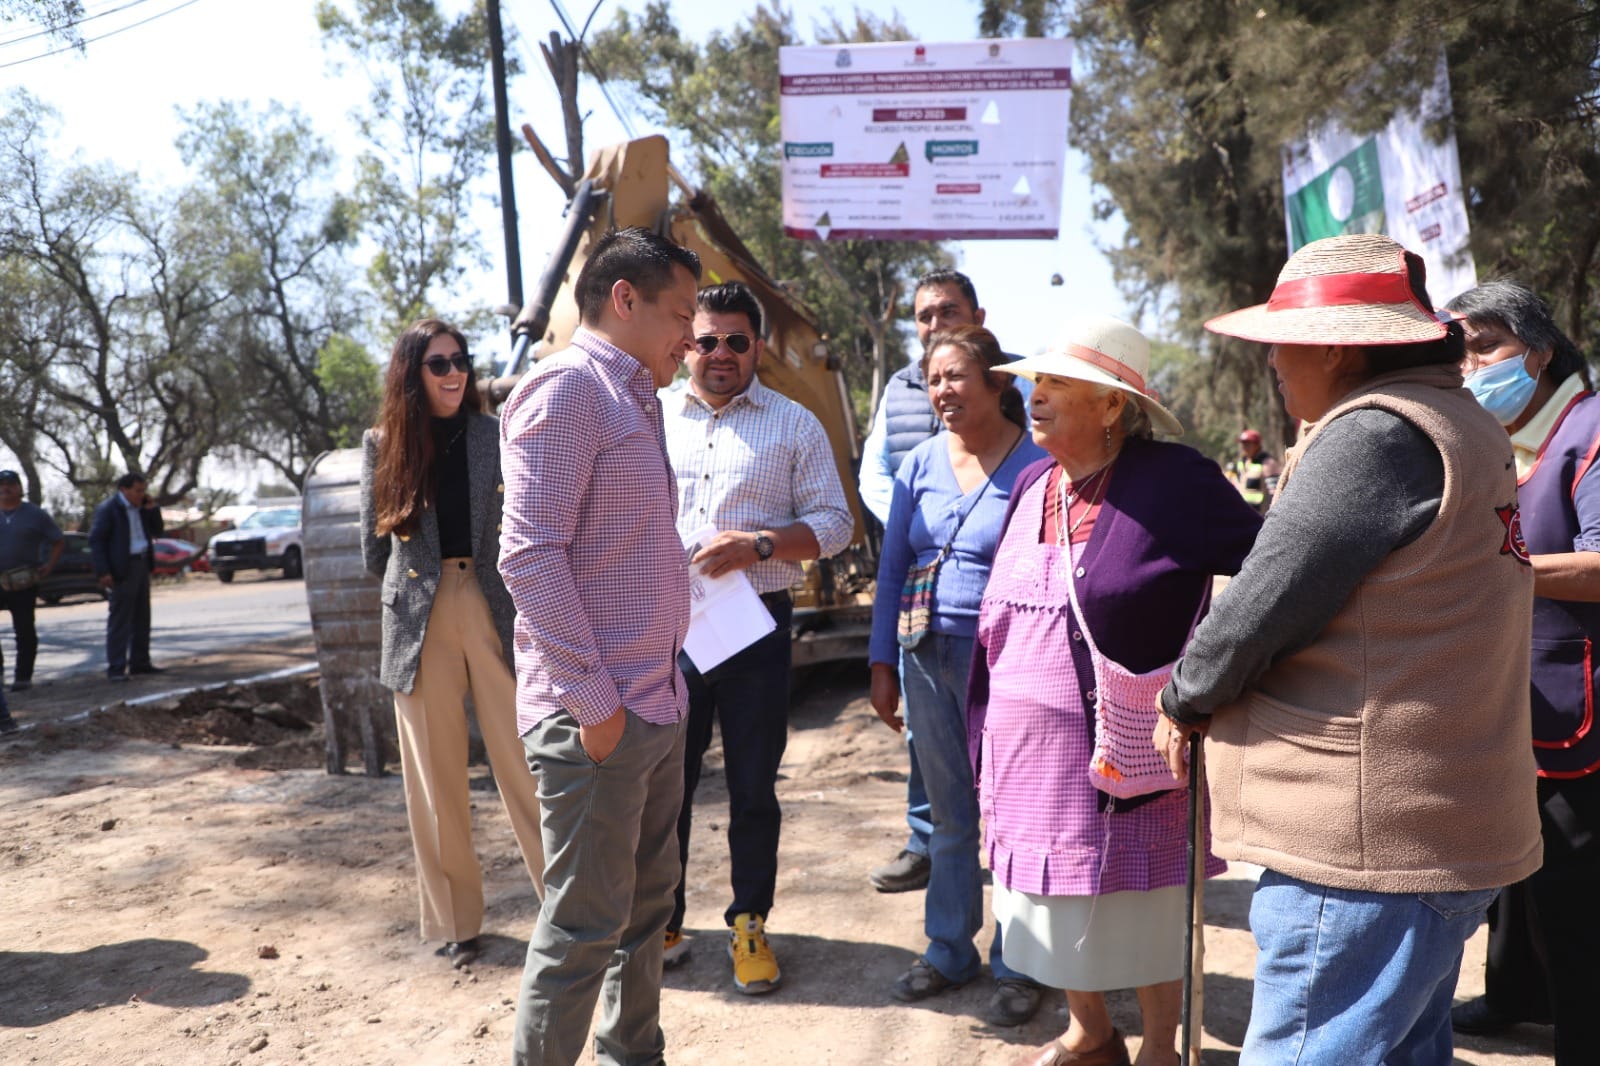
[130,665,166,676]
[108,672,128,682]
[1450,995,1549,1035]
[0,717,18,735]
[985,978,1045,1027]
[890,957,968,1002]
[11,680,30,692]
[870,848,931,893]
[442,937,480,969]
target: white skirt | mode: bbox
[993,882,1188,991]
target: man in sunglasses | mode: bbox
[0,469,64,702]
[659,280,852,995]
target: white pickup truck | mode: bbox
[207,503,304,582]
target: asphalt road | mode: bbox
[10,572,313,685]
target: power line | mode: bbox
[0,0,207,71]
[545,0,638,138]
[0,0,163,50]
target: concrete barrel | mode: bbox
[302,448,393,775]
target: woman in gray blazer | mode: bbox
[360,318,544,969]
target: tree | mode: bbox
[0,92,244,507]
[177,100,375,486]
[316,0,500,334]
[584,2,953,421]
[0,1,85,47]
[980,0,1600,451]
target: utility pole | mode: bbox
[486,0,523,310]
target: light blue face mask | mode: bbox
[1465,350,1539,425]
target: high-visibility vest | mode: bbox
[1227,456,1271,506]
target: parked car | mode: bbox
[152,537,204,576]
[36,532,107,606]
[206,505,303,582]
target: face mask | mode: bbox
[1465,351,1539,425]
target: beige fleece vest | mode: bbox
[1207,365,1543,893]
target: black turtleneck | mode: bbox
[431,411,473,559]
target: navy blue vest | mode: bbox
[883,363,941,473]
[1518,390,1600,778]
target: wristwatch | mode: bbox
[753,533,775,560]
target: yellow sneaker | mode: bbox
[663,928,690,970]
[727,913,781,995]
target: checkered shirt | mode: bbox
[662,376,853,594]
[499,329,690,732]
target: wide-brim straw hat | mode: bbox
[1205,233,1447,346]
[997,314,1184,437]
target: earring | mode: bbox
[1105,424,1113,451]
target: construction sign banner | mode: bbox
[1282,56,1477,302]
[778,38,1073,241]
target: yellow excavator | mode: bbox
[304,136,878,773]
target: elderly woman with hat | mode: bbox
[1448,280,1598,1064]
[968,315,1262,1066]
[1153,234,1543,1064]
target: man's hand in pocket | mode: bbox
[580,706,626,763]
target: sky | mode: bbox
[0,0,1126,365]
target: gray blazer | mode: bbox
[359,413,517,694]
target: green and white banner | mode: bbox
[1282,56,1476,302]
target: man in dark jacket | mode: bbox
[88,473,164,681]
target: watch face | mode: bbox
[755,534,774,560]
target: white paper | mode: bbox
[680,525,778,673]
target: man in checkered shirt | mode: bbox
[501,227,700,1066]
[658,281,852,995]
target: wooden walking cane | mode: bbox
[1181,732,1206,1066]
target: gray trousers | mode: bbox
[512,707,686,1066]
[106,555,151,675]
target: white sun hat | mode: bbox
[997,313,1184,437]
[1204,233,1448,346]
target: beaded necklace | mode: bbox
[1054,458,1115,546]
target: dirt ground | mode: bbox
[0,660,1556,1066]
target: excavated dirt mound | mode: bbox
[27,677,325,770]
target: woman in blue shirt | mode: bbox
[869,324,1047,1024]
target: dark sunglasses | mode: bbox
[693,332,753,356]
[422,353,472,377]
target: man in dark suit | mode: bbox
[88,472,164,681]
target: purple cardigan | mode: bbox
[968,438,1263,801]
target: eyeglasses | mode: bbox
[422,353,472,377]
[693,332,753,356]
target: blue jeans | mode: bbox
[901,633,1024,984]
[902,651,933,858]
[1245,868,1499,1065]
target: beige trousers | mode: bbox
[392,559,544,942]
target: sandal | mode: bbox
[1013,1030,1129,1066]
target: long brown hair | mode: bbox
[921,324,1027,428]
[369,318,481,537]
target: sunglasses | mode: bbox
[693,332,753,356]
[422,353,473,377]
